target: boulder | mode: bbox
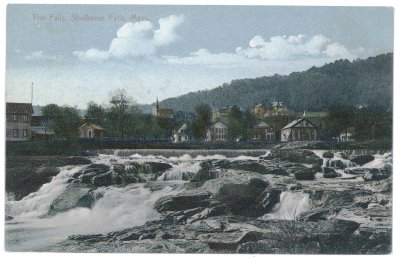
[92,172,113,187]
[322,167,341,178]
[265,149,321,164]
[294,169,315,180]
[213,160,269,174]
[362,169,391,181]
[322,152,334,158]
[154,189,211,212]
[351,154,375,166]
[5,215,14,221]
[203,174,269,216]
[48,183,100,215]
[190,162,218,183]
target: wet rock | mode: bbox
[258,188,282,213]
[84,163,111,174]
[363,169,391,181]
[350,154,375,166]
[287,183,302,191]
[297,207,341,221]
[203,174,269,216]
[265,149,321,164]
[187,205,226,223]
[213,160,269,174]
[344,168,366,175]
[322,152,334,158]
[48,183,99,215]
[92,172,113,187]
[154,189,211,212]
[190,161,218,183]
[145,162,173,174]
[326,160,347,169]
[294,169,315,180]
[322,167,341,178]
[311,163,322,173]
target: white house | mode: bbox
[281,118,318,142]
[206,121,228,142]
[172,123,192,143]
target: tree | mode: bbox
[42,104,80,141]
[324,105,356,140]
[191,103,212,140]
[106,89,136,141]
[86,101,106,126]
[227,105,243,141]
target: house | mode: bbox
[338,127,355,142]
[172,123,192,143]
[281,118,318,142]
[212,106,232,122]
[6,102,33,141]
[250,121,275,142]
[206,121,228,142]
[251,104,268,117]
[79,123,105,139]
[152,99,173,119]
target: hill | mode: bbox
[157,53,393,113]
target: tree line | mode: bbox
[158,53,393,113]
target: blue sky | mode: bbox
[5,5,394,108]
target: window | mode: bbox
[23,129,28,137]
[23,115,29,122]
[13,129,18,137]
[13,114,17,121]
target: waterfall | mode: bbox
[260,191,311,220]
[157,162,200,181]
[6,165,85,219]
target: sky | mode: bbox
[5,5,394,108]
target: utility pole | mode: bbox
[31,82,33,104]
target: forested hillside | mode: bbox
[158,53,392,113]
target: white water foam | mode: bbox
[260,191,311,220]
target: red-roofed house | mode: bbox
[79,123,105,139]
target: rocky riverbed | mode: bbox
[5,148,392,254]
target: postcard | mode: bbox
[4,4,394,254]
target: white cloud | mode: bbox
[154,15,184,45]
[73,49,111,61]
[324,42,355,59]
[25,51,61,61]
[164,48,249,66]
[236,34,339,60]
[74,15,184,61]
